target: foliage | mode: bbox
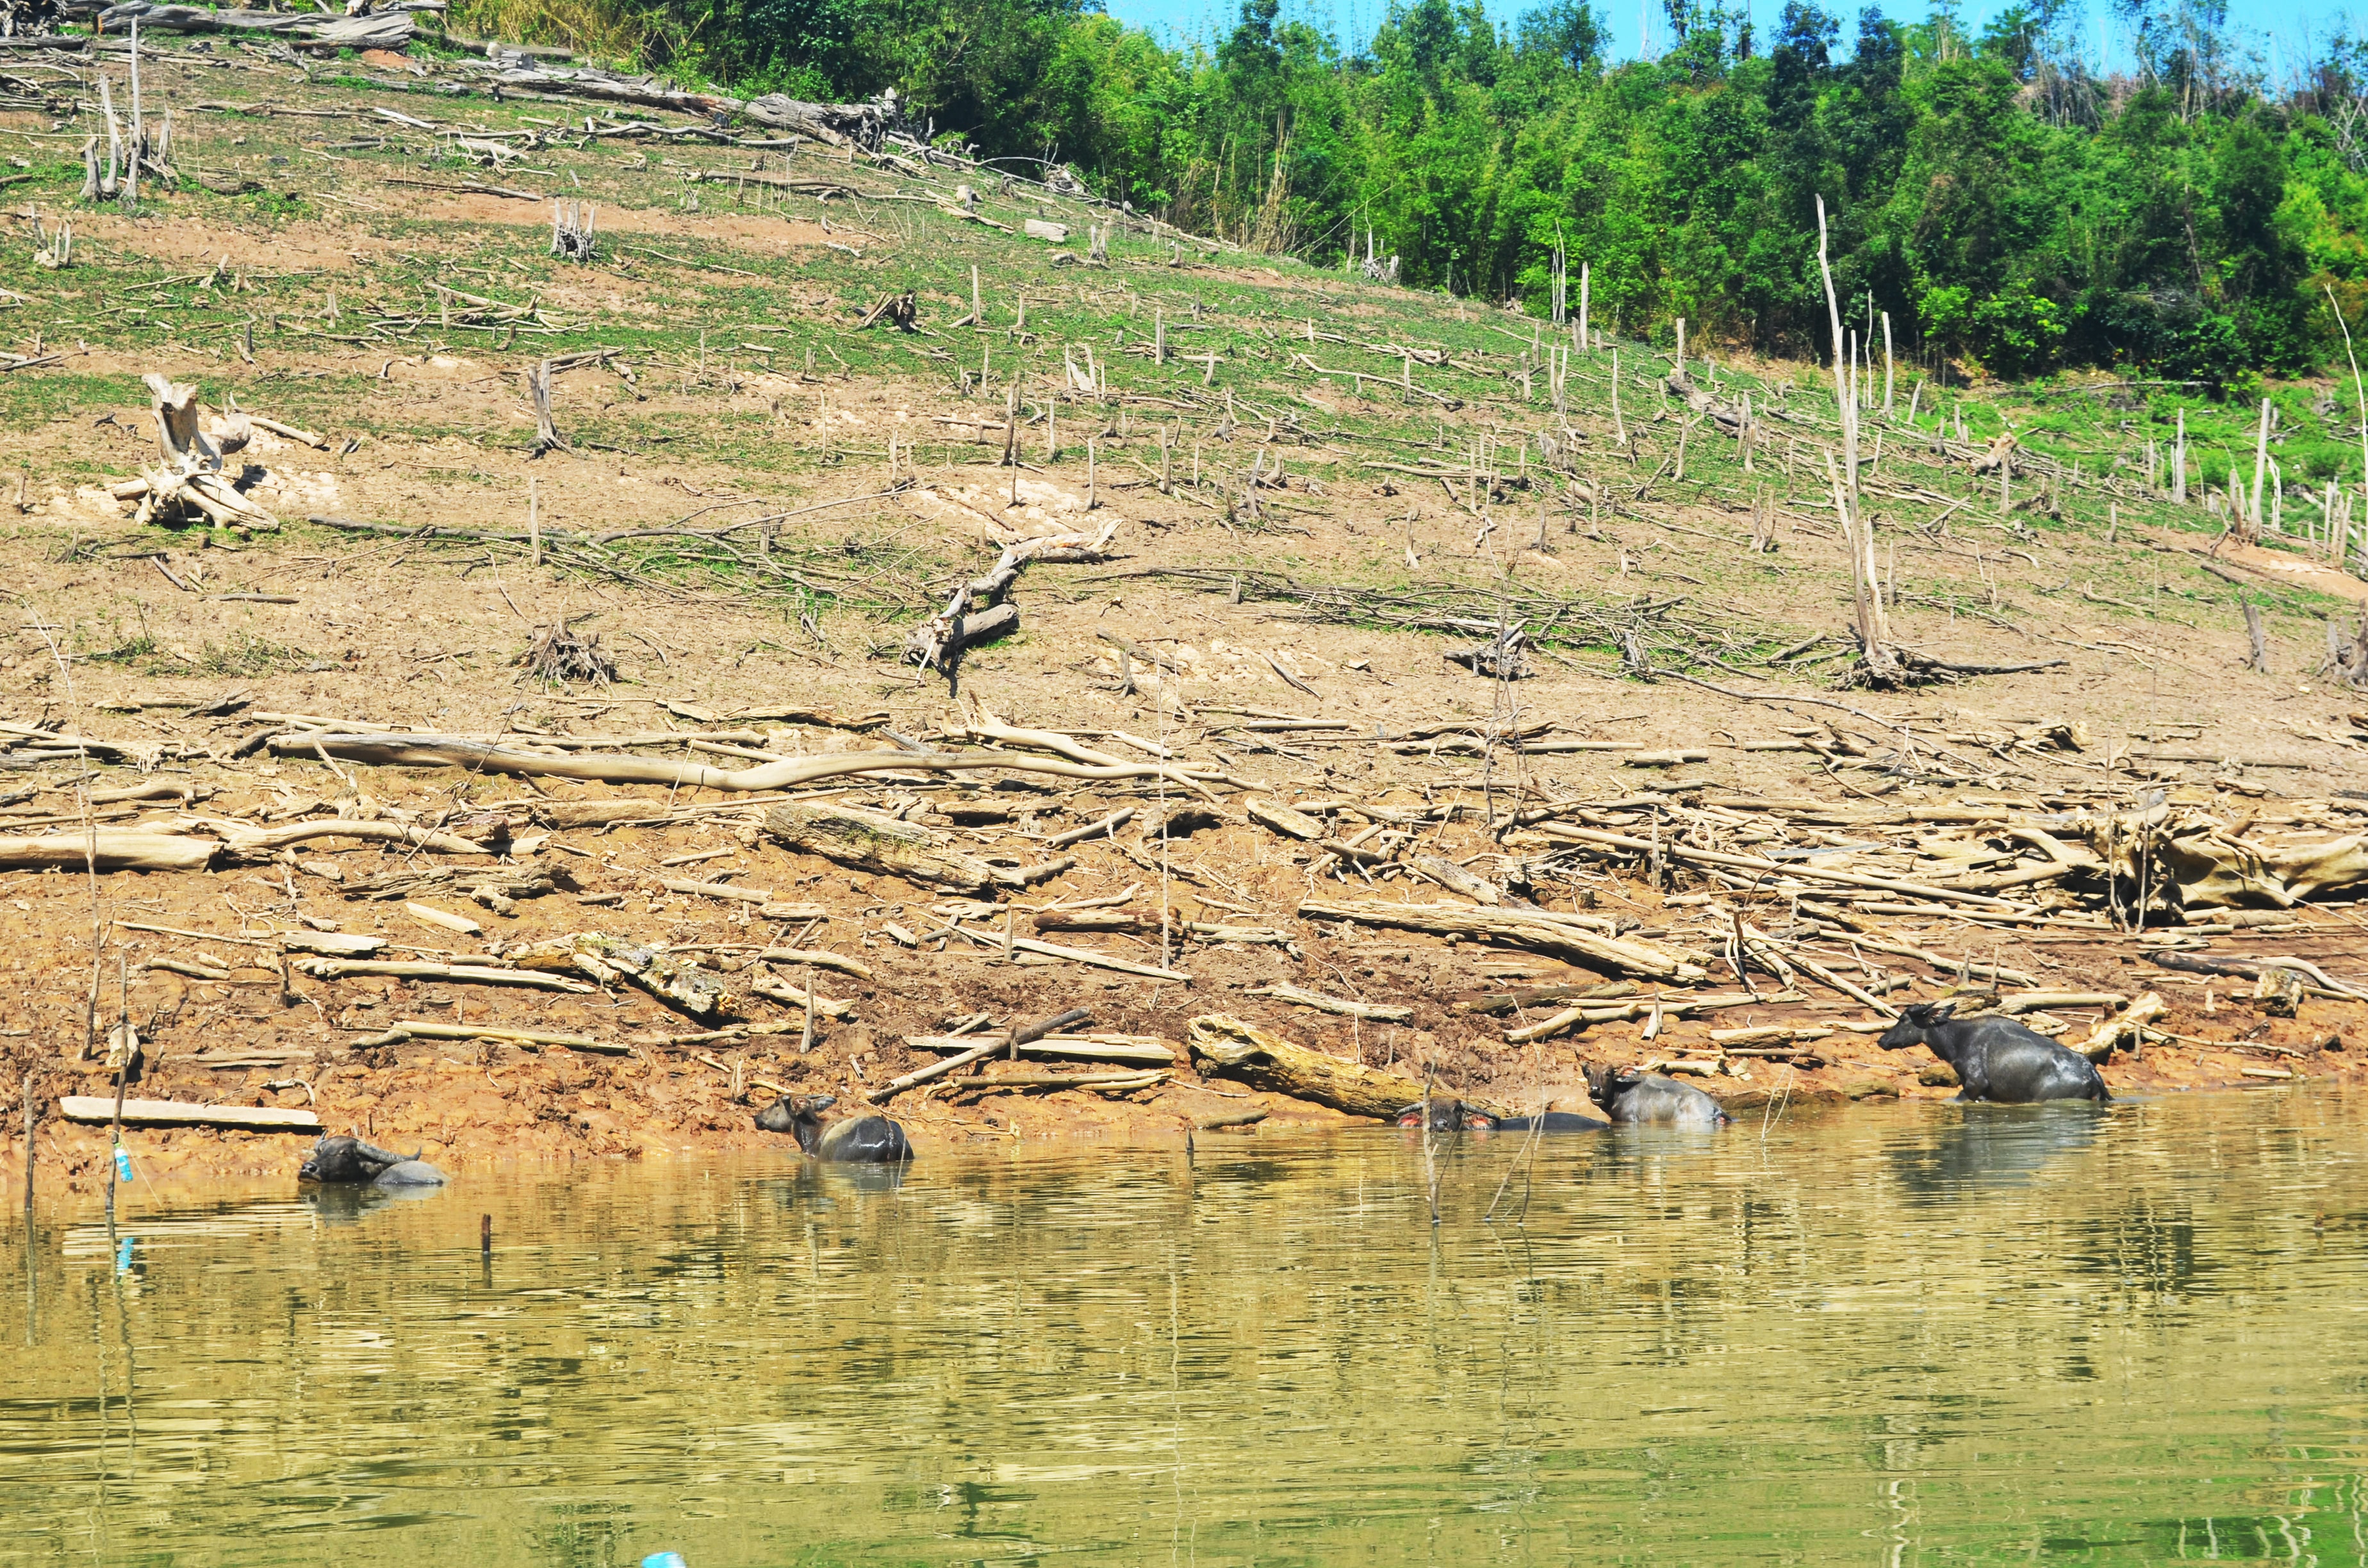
[488,0,2368,389]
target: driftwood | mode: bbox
[1298,898,1709,983]
[58,1095,320,1132]
[1185,1015,1425,1119]
[764,801,1005,892]
[507,932,732,1019]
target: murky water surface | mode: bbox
[3,1093,2366,1565]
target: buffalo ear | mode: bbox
[1928,999,1958,1022]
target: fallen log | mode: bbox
[507,932,732,1019]
[2142,948,2368,1002]
[908,527,1117,676]
[1501,998,1695,1043]
[946,1069,1167,1097]
[756,946,873,981]
[1536,824,2030,911]
[746,974,855,1019]
[1246,797,1326,842]
[1461,980,1638,1016]
[58,1096,320,1132]
[1993,991,2126,1015]
[194,813,491,857]
[1244,983,1411,1022]
[282,731,1218,795]
[1185,1015,1426,1120]
[1007,933,1192,981]
[388,1019,628,1054]
[2073,992,2164,1062]
[0,832,216,872]
[92,3,415,49]
[764,801,1007,893]
[659,876,773,904]
[868,1007,1092,1101]
[290,958,596,993]
[1297,898,1709,983]
[907,1033,1174,1065]
[1406,854,1504,905]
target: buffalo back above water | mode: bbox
[756,1095,915,1163]
[299,1135,412,1184]
[1584,1066,1731,1127]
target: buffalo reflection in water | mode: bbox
[1888,1102,2113,1201]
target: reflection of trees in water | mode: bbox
[1884,1106,2217,1301]
[2061,1200,2209,1301]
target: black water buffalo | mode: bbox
[1584,1066,1732,1127]
[1392,1100,1607,1132]
[756,1095,914,1163]
[299,1136,448,1188]
[1877,1002,2110,1103]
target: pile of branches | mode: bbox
[515,621,616,686]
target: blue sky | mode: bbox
[1096,0,2367,76]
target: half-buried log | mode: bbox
[764,801,1004,892]
[1186,1015,1427,1120]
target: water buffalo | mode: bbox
[756,1095,914,1163]
[1583,1066,1732,1127]
[1877,1002,2110,1103]
[299,1136,448,1188]
[1392,1100,1606,1132]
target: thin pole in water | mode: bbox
[19,1068,32,1222]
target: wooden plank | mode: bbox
[59,1097,322,1132]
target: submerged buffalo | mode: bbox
[756,1095,914,1163]
[1584,1066,1732,1127]
[299,1135,448,1188]
[1392,1099,1607,1133]
[1878,1002,2110,1103]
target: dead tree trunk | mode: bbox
[1816,195,1897,683]
[530,360,568,455]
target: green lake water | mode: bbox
[3,1091,2365,1565]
